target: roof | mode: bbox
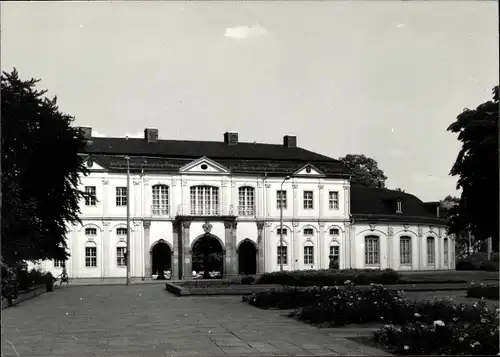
[84,137,350,177]
[350,186,447,225]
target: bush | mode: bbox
[240,275,255,285]
[257,269,401,286]
[456,253,499,271]
[467,283,499,299]
[17,268,53,291]
[479,261,499,272]
[456,260,476,271]
[372,300,500,355]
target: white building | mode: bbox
[40,127,455,282]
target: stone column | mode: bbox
[224,221,238,277]
[318,222,325,269]
[256,221,265,274]
[172,222,179,280]
[265,183,271,218]
[387,226,393,269]
[318,184,324,219]
[182,221,192,279]
[143,220,151,277]
[292,221,300,270]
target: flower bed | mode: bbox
[256,269,401,286]
[467,283,499,300]
[372,301,499,355]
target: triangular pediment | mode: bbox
[179,157,230,174]
[83,155,106,171]
[294,163,325,176]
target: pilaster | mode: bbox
[172,222,180,279]
[182,221,192,279]
[257,181,264,218]
[256,221,265,274]
[171,179,178,217]
[318,184,324,219]
[417,226,423,270]
[292,221,300,270]
[71,224,79,279]
[345,221,352,269]
[230,181,237,216]
[343,183,350,216]
[292,184,299,219]
[265,183,271,217]
[224,221,238,277]
[133,180,141,218]
[387,226,393,269]
[143,220,151,277]
[102,179,109,217]
[318,222,325,268]
[102,221,111,279]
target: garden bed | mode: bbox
[1,284,46,310]
[466,283,499,300]
[165,281,282,296]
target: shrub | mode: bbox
[257,269,401,286]
[372,301,500,355]
[456,259,476,271]
[479,261,499,272]
[456,253,499,271]
[240,275,255,285]
[467,283,499,299]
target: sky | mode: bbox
[1,1,498,202]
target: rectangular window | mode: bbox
[277,190,287,210]
[85,247,97,267]
[303,191,314,209]
[444,239,449,266]
[152,184,169,215]
[116,228,127,236]
[365,236,380,265]
[54,260,65,268]
[190,186,219,215]
[396,200,403,213]
[85,186,96,206]
[238,187,255,216]
[304,246,314,265]
[427,237,435,265]
[116,247,126,266]
[116,187,127,207]
[400,237,412,265]
[329,228,340,236]
[277,246,288,265]
[330,245,339,259]
[329,191,339,210]
[277,228,288,236]
[85,227,97,236]
[303,228,314,236]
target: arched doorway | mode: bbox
[238,240,257,275]
[191,234,224,279]
[151,240,172,280]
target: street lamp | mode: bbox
[279,176,291,272]
[125,155,131,285]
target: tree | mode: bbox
[338,154,388,187]
[447,86,499,251]
[1,69,88,264]
[393,188,406,193]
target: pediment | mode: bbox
[294,163,325,176]
[83,156,106,171]
[179,157,230,174]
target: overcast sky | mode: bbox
[2,1,498,201]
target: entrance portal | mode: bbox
[238,239,257,275]
[191,234,224,279]
[151,240,172,280]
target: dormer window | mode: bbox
[396,199,403,214]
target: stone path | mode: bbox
[1,284,391,356]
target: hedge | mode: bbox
[467,283,499,299]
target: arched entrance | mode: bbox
[151,240,172,280]
[238,239,257,275]
[191,234,224,279]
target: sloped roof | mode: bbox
[350,186,447,224]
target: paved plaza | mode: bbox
[1,284,391,356]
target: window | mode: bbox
[329,191,339,210]
[116,187,127,207]
[152,184,169,215]
[277,228,288,236]
[116,247,126,266]
[85,227,97,236]
[330,245,339,259]
[54,260,65,268]
[400,236,412,265]
[85,246,97,267]
[304,245,314,265]
[396,199,403,213]
[329,228,340,236]
[116,228,127,236]
[303,191,314,209]
[427,237,435,265]
[238,186,255,216]
[303,228,314,236]
[190,186,219,215]
[277,190,287,209]
[444,238,449,266]
[277,245,288,265]
[85,186,96,206]
[365,236,380,265]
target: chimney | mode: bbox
[224,132,238,146]
[377,180,385,189]
[144,128,159,142]
[78,126,92,139]
[283,135,297,148]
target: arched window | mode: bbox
[427,237,435,265]
[85,242,97,267]
[152,184,169,216]
[400,236,412,265]
[190,186,219,215]
[238,186,255,216]
[329,241,340,268]
[443,238,449,266]
[365,235,380,266]
[277,242,288,265]
[116,241,127,267]
[303,241,314,265]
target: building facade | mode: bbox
[39,128,455,281]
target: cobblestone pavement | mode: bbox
[1,285,391,357]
